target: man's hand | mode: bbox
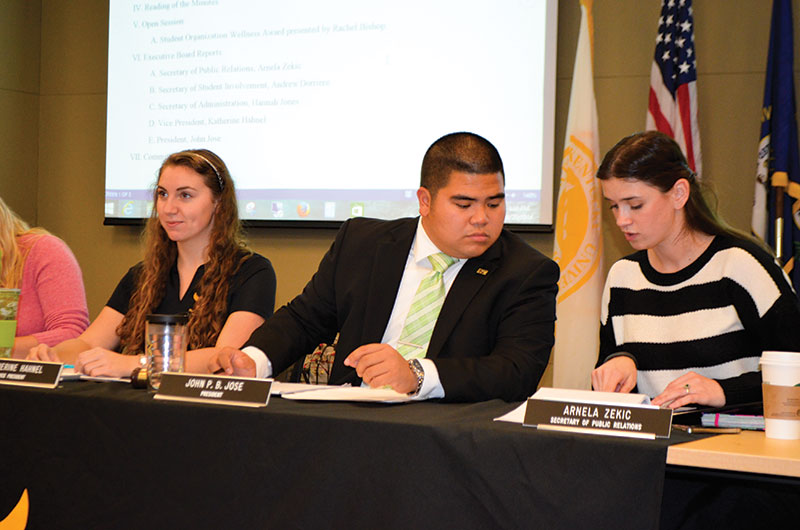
[651,371,725,409]
[591,356,637,393]
[344,343,417,394]
[208,347,256,377]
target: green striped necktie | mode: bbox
[396,252,458,359]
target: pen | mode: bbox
[673,424,741,434]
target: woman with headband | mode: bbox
[591,131,800,409]
[28,149,276,377]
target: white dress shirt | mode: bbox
[243,218,465,399]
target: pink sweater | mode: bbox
[15,234,89,345]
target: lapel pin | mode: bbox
[476,268,488,276]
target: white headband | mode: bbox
[194,152,224,190]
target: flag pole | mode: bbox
[775,187,784,261]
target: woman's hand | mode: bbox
[27,344,61,363]
[75,348,139,378]
[591,356,637,393]
[651,371,725,409]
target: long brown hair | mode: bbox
[0,196,50,288]
[116,149,251,353]
[597,131,755,242]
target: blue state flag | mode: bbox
[752,0,800,290]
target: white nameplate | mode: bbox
[153,372,271,407]
[0,359,63,389]
[523,388,673,439]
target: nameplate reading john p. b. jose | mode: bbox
[0,359,63,389]
[154,372,271,407]
[524,398,673,439]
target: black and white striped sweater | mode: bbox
[599,235,800,405]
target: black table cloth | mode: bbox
[0,381,670,529]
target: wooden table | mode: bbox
[661,431,800,529]
[667,430,800,478]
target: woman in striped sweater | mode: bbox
[591,131,800,409]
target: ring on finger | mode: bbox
[684,383,690,394]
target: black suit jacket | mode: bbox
[247,217,559,402]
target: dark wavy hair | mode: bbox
[116,149,251,353]
[597,131,750,241]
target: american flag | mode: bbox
[646,0,702,176]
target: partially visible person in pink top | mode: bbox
[0,196,89,357]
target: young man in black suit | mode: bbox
[211,132,559,402]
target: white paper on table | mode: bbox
[280,385,412,403]
[494,387,652,424]
[80,374,131,383]
[270,381,342,395]
[494,402,529,423]
[59,367,130,383]
[59,367,82,381]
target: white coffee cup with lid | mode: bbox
[760,351,800,440]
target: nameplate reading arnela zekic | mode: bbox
[153,372,271,407]
[523,398,673,439]
[0,359,62,389]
